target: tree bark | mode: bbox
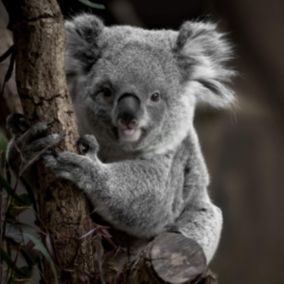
[3,1,214,283]
[3,0,97,283]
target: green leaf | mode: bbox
[78,0,105,9]
[5,223,42,268]
[20,178,38,213]
[0,173,14,193]
[22,232,58,284]
[7,193,33,217]
[11,265,34,283]
[5,222,38,244]
[0,129,7,151]
[0,174,32,204]
[0,246,16,269]
[0,247,33,279]
[14,193,32,206]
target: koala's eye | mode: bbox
[96,87,113,102]
[101,87,112,98]
[150,92,161,102]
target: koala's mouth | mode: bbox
[117,125,142,142]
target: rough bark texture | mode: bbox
[127,233,213,284]
[3,1,213,283]
[3,0,97,283]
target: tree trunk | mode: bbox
[3,1,214,283]
[2,0,97,283]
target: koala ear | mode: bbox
[174,21,235,108]
[65,14,104,75]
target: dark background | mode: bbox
[1,1,284,283]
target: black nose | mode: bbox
[117,94,140,128]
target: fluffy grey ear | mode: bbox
[65,13,104,76]
[174,21,235,108]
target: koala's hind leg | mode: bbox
[174,199,223,264]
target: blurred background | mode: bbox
[1,1,284,283]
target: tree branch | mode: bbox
[3,0,97,283]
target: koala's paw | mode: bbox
[43,151,96,190]
[77,134,99,158]
[6,114,63,173]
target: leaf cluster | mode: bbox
[0,134,58,284]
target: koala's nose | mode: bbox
[116,93,140,128]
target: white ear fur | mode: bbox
[65,13,104,75]
[175,21,236,108]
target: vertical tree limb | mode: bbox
[3,0,97,283]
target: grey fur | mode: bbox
[45,14,234,263]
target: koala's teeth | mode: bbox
[118,128,141,142]
[123,128,135,136]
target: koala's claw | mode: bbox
[77,134,99,155]
[43,151,95,186]
[24,122,49,141]
[43,154,72,180]
[44,151,86,171]
[6,116,63,173]
[12,121,49,150]
[26,133,63,153]
[6,113,30,136]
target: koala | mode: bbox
[9,14,234,264]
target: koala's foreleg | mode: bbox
[44,135,175,238]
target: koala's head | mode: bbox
[65,14,234,154]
